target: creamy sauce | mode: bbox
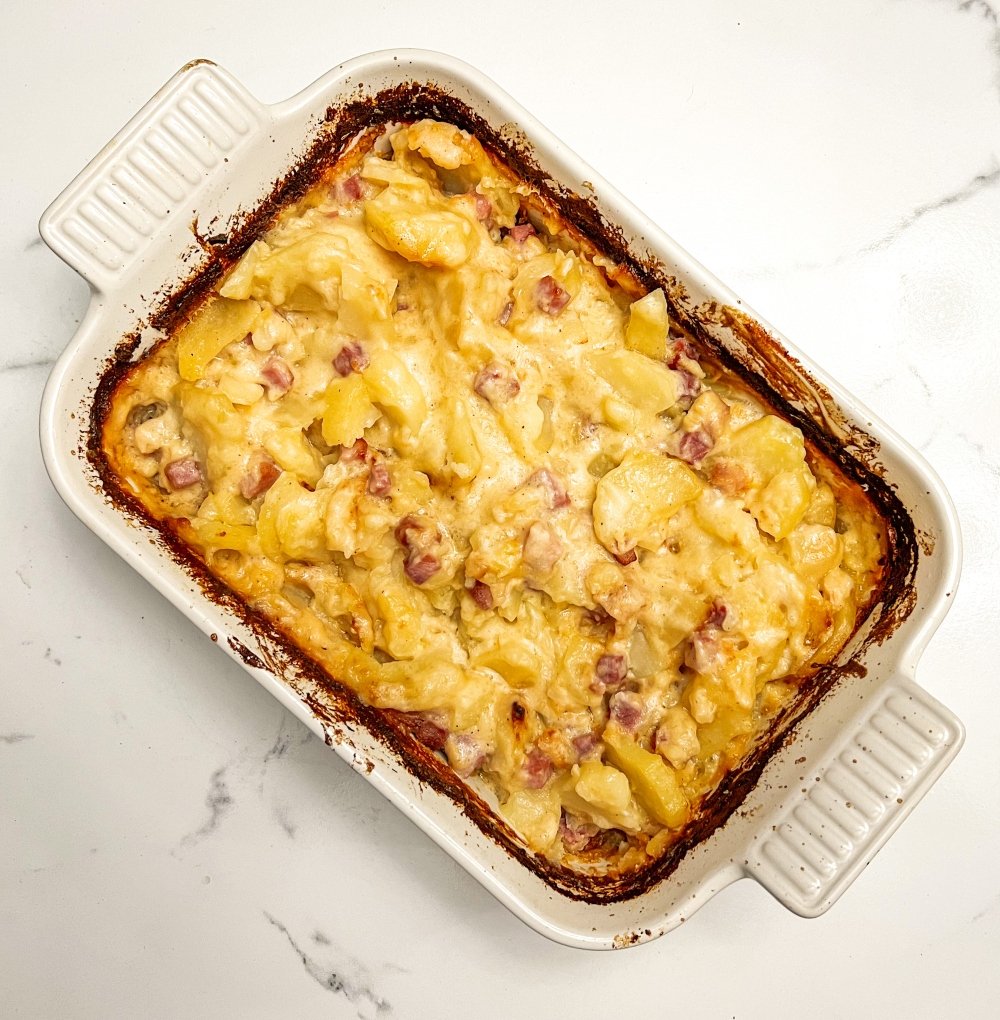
[103,121,885,873]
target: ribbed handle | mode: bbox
[745,677,963,915]
[39,61,265,293]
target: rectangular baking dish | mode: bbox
[39,50,964,949]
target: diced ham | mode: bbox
[572,732,600,759]
[334,174,364,202]
[163,457,202,491]
[367,460,391,498]
[559,812,601,852]
[394,515,422,547]
[497,300,514,327]
[444,732,487,778]
[667,337,699,369]
[473,192,492,220]
[706,602,727,628]
[404,552,439,585]
[535,275,570,316]
[613,547,638,566]
[509,223,536,243]
[608,691,643,732]
[409,716,448,750]
[671,428,714,465]
[395,514,443,585]
[239,454,281,500]
[341,437,369,462]
[583,607,615,635]
[333,341,369,377]
[592,654,627,694]
[676,369,701,402]
[467,579,494,610]
[521,748,554,789]
[473,361,520,404]
[261,356,294,397]
[384,710,448,751]
[685,624,725,675]
[527,467,570,509]
[523,521,563,573]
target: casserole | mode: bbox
[95,114,892,879]
[39,51,964,947]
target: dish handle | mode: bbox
[39,60,265,294]
[743,675,963,916]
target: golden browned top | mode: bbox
[103,120,885,874]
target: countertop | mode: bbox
[3,1,998,1016]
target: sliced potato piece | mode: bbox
[263,426,325,486]
[591,348,679,415]
[602,727,689,829]
[593,450,703,554]
[749,466,816,541]
[363,349,427,434]
[365,185,475,267]
[321,373,380,448]
[177,298,261,382]
[500,787,561,852]
[624,288,669,360]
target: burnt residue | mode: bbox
[263,911,392,1013]
[83,81,920,906]
[227,636,266,671]
[179,765,234,847]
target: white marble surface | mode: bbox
[3,0,999,1015]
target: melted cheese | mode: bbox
[103,120,886,874]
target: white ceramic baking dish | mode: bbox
[39,50,964,949]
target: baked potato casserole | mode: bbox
[102,119,887,875]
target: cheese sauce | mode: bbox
[103,121,886,873]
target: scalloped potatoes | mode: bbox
[103,120,886,874]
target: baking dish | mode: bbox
[39,51,963,948]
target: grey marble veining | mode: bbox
[265,913,393,1018]
[745,163,1000,278]
[178,766,235,848]
[0,732,35,744]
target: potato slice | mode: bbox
[624,288,669,360]
[724,414,807,482]
[321,373,380,448]
[365,185,475,268]
[602,727,689,829]
[364,349,427,435]
[177,298,261,381]
[257,472,332,563]
[591,348,679,415]
[501,787,561,851]
[593,450,702,553]
[749,466,816,541]
[444,395,482,483]
[263,426,325,486]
